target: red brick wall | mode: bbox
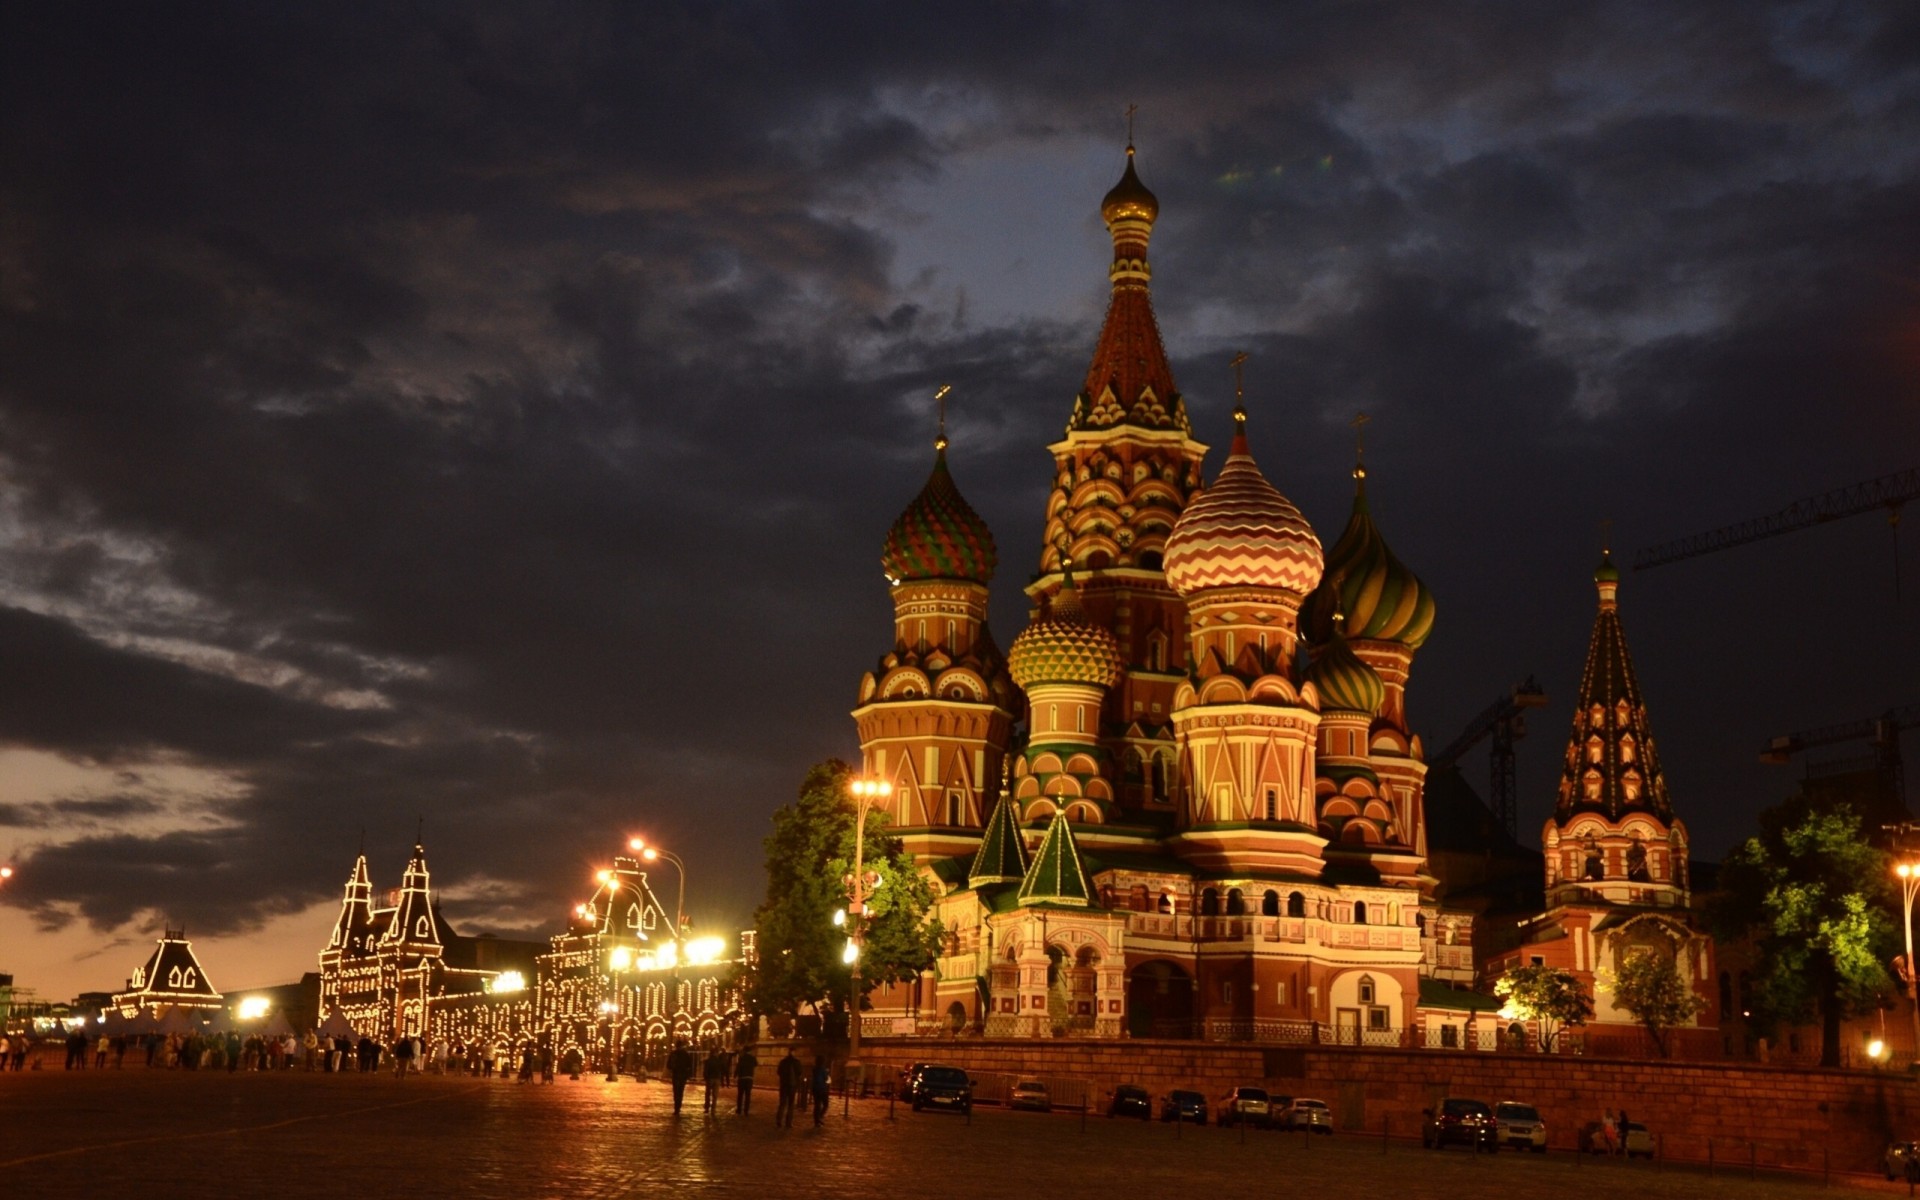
[859,1037,1914,1173]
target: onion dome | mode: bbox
[1008,570,1123,690]
[881,447,997,584]
[1307,622,1385,716]
[1163,417,1323,598]
[1302,468,1434,649]
[1101,146,1159,225]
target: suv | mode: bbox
[1423,1097,1497,1152]
[1010,1078,1052,1112]
[1108,1084,1151,1119]
[1219,1086,1272,1128]
[907,1064,972,1114]
[1886,1141,1920,1182]
[1160,1089,1208,1124]
[1493,1101,1547,1152]
[1279,1097,1333,1133]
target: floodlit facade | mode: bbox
[853,146,1488,1045]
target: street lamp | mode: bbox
[599,1000,619,1082]
[1896,859,1920,1064]
[845,775,892,1075]
[629,838,687,938]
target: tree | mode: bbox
[1707,796,1897,1067]
[1493,964,1593,1051]
[1605,943,1704,1058]
[737,759,942,1025]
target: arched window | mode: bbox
[1129,884,1149,911]
[1157,892,1173,914]
[1287,891,1306,918]
[1357,975,1375,1005]
[1226,888,1245,916]
[1353,901,1368,925]
[1586,735,1604,765]
[1263,787,1279,821]
[1626,840,1650,882]
[1262,889,1280,916]
[1200,888,1220,916]
[1619,734,1637,764]
[1583,841,1605,880]
[1582,770,1602,801]
[1416,912,1428,937]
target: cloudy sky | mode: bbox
[2,2,1917,1000]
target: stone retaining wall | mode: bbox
[858,1037,1916,1174]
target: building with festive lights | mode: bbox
[318,844,744,1063]
[1485,555,1720,1053]
[110,928,225,1017]
[854,145,1489,1046]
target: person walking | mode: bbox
[733,1044,759,1115]
[518,1044,536,1083]
[775,1047,803,1127]
[394,1033,415,1078]
[667,1040,695,1115]
[701,1045,728,1114]
[809,1056,831,1127]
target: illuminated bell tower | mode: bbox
[1028,143,1208,818]
[854,412,1018,865]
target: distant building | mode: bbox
[111,928,225,1016]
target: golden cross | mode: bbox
[934,383,952,451]
[1229,351,1248,426]
[1350,412,1370,484]
[1599,517,1614,556]
[1125,103,1138,147]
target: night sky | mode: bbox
[3,3,1917,1000]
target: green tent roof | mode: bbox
[1016,812,1095,907]
[969,794,1029,886]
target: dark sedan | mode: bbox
[1160,1089,1208,1124]
[1108,1084,1151,1119]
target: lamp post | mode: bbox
[845,776,891,1075]
[599,1000,619,1082]
[1896,860,1920,1065]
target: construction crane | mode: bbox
[1429,677,1549,840]
[1632,467,1917,597]
[1759,703,1920,815]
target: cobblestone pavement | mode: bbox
[0,1070,1903,1199]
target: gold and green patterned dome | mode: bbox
[881,447,997,584]
[1302,476,1434,650]
[1307,625,1385,715]
[1008,573,1123,690]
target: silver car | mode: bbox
[1280,1097,1333,1133]
[1494,1101,1547,1152]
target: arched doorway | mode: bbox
[1127,960,1194,1039]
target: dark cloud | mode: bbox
[1,1,1917,988]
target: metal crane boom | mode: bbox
[1760,703,1920,814]
[1429,677,1548,839]
[1631,467,1917,572]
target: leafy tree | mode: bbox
[1604,943,1704,1058]
[1493,964,1593,1051]
[1707,796,1897,1067]
[737,759,942,1025]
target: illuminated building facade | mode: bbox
[318,845,743,1061]
[111,929,225,1016]
[1486,556,1720,1053]
[855,146,1484,1045]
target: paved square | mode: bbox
[0,1069,1898,1198]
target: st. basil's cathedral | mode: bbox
[851,145,1719,1050]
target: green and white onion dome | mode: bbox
[1307,625,1386,716]
[1302,480,1434,649]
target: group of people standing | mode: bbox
[661,1040,831,1127]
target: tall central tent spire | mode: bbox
[1070,140,1187,434]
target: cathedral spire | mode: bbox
[1554,552,1672,823]
[1072,141,1185,433]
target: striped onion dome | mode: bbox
[1163,420,1323,599]
[1008,571,1123,690]
[1302,472,1434,649]
[881,447,997,584]
[1307,623,1385,715]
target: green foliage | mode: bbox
[1706,796,1897,1066]
[1493,964,1593,1050]
[736,759,942,1021]
[1605,943,1704,1057]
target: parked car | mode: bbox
[1885,1141,1920,1181]
[1160,1089,1209,1124]
[1422,1097,1497,1152]
[906,1064,972,1114]
[1108,1084,1152,1119]
[1621,1122,1654,1159]
[1493,1101,1548,1152]
[1279,1097,1333,1133]
[1010,1078,1052,1112]
[1219,1086,1272,1128]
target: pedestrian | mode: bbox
[0,1034,9,1071]
[1617,1108,1631,1155]
[1601,1109,1617,1156]
[776,1047,803,1126]
[702,1045,728,1114]
[539,1042,555,1084]
[810,1056,831,1127]
[94,1033,109,1069]
[519,1044,536,1083]
[734,1044,759,1115]
[667,1040,695,1115]
[394,1033,415,1078]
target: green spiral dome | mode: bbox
[1307,628,1386,715]
[1302,484,1435,650]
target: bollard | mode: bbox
[1708,1137,1714,1178]
[843,1077,850,1119]
[1240,1112,1247,1144]
[1081,1100,1087,1134]
[888,1085,895,1123]
[1175,1108,1182,1140]
[1656,1133,1662,1173]
[1749,1141,1756,1180]
[1381,1115,1388,1155]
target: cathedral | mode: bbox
[852,145,1490,1045]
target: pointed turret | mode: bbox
[1016,811,1095,907]
[327,855,374,955]
[383,843,442,950]
[969,794,1030,886]
[1553,553,1673,824]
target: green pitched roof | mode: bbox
[1016,812,1095,907]
[969,795,1029,886]
[1418,978,1504,1013]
